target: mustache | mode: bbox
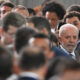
[67,44,76,47]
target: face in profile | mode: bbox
[29,37,53,60]
[2,25,18,45]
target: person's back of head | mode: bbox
[27,16,51,36]
[15,26,36,53]
[27,8,36,16]
[50,32,59,47]
[19,46,46,70]
[0,46,12,80]
[18,46,47,80]
[45,57,75,80]
[67,4,80,13]
[60,59,80,80]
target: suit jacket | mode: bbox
[59,45,76,59]
[18,76,39,80]
[74,42,80,61]
[52,46,71,58]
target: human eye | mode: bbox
[73,21,79,26]
[73,36,77,39]
[65,36,70,39]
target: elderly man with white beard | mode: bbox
[58,24,79,59]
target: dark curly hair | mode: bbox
[64,11,80,23]
[67,4,80,13]
[42,1,66,20]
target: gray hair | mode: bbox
[59,23,79,37]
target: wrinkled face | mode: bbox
[61,70,80,80]
[29,38,52,59]
[66,16,80,29]
[2,25,18,45]
[1,6,12,18]
[45,12,59,29]
[59,27,78,53]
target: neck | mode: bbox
[19,68,46,80]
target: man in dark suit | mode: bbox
[58,24,79,59]
[18,46,47,80]
[27,16,71,58]
[52,45,71,57]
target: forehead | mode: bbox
[29,38,50,45]
[45,11,58,19]
[66,16,80,22]
[61,27,78,36]
[28,22,49,36]
[1,6,12,11]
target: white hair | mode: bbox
[59,23,79,37]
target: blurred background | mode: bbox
[1,0,80,9]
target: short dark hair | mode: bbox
[0,46,12,79]
[45,57,79,80]
[42,1,66,20]
[50,32,58,46]
[63,59,80,72]
[32,33,50,39]
[64,11,80,23]
[18,46,46,70]
[15,27,36,53]
[27,8,36,15]
[29,33,51,50]
[0,1,15,8]
[67,4,80,13]
[2,12,26,32]
[27,16,51,35]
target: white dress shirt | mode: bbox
[19,72,39,79]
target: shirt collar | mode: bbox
[60,45,75,59]
[60,45,69,55]
[19,72,39,79]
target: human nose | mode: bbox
[69,37,74,42]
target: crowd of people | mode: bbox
[0,0,80,80]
